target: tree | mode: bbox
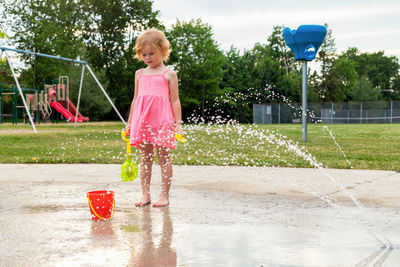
[219,47,257,121]
[320,57,358,102]
[252,42,302,101]
[267,25,295,75]
[0,58,14,85]
[362,52,399,95]
[219,42,303,123]
[221,46,254,92]
[68,64,112,120]
[81,0,161,118]
[340,48,400,100]
[1,0,85,87]
[315,23,338,102]
[390,75,400,100]
[316,23,336,77]
[167,19,225,120]
[1,0,162,118]
[349,78,382,102]
[0,30,12,84]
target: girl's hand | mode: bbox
[125,125,131,136]
[175,123,183,135]
[174,124,187,143]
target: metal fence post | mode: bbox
[390,101,393,124]
[278,103,280,124]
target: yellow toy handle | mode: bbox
[175,132,187,143]
[121,131,131,155]
[87,195,116,221]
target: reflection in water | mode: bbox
[90,221,116,243]
[130,207,177,266]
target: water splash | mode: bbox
[208,85,320,123]
[176,117,390,248]
[323,125,353,168]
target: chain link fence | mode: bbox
[254,101,400,124]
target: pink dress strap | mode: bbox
[162,68,170,75]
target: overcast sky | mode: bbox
[153,0,400,59]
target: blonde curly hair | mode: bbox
[134,28,171,62]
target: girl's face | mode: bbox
[141,45,162,68]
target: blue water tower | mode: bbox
[282,25,327,142]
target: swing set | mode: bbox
[0,76,89,124]
[0,46,126,133]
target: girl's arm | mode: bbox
[125,69,141,135]
[167,70,183,134]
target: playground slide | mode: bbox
[50,102,83,123]
[65,98,89,122]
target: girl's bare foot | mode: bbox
[135,195,151,207]
[153,194,169,207]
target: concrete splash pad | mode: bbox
[1,164,400,266]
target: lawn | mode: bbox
[0,122,398,171]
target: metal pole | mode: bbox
[302,61,307,142]
[37,86,40,124]
[12,85,14,124]
[74,65,85,127]
[0,49,3,122]
[390,101,393,124]
[55,79,59,124]
[86,64,126,126]
[278,103,280,124]
[4,51,37,133]
[0,46,86,65]
[14,86,18,124]
[384,109,387,123]
[0,47,3,123]
[0,84,3,124]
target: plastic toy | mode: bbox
[121,131,138,182]
[175,132,187,143]
[87,190,115,221]
[282,25,327,61]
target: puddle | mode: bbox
[1,167,399,266]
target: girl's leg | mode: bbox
[153,146,173,207]
[136,142,154,206]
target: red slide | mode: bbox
[50,102,83,122]
[65,98,89,122]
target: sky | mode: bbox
[152,0,400,59]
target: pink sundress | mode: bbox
[129,69,176,149]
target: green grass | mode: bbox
[0,122,398,171]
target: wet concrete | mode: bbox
[1,164,400,266]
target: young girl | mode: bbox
[125,28,182,208]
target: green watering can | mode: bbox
[121,131,139,182]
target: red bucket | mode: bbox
[87,190,115,221]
